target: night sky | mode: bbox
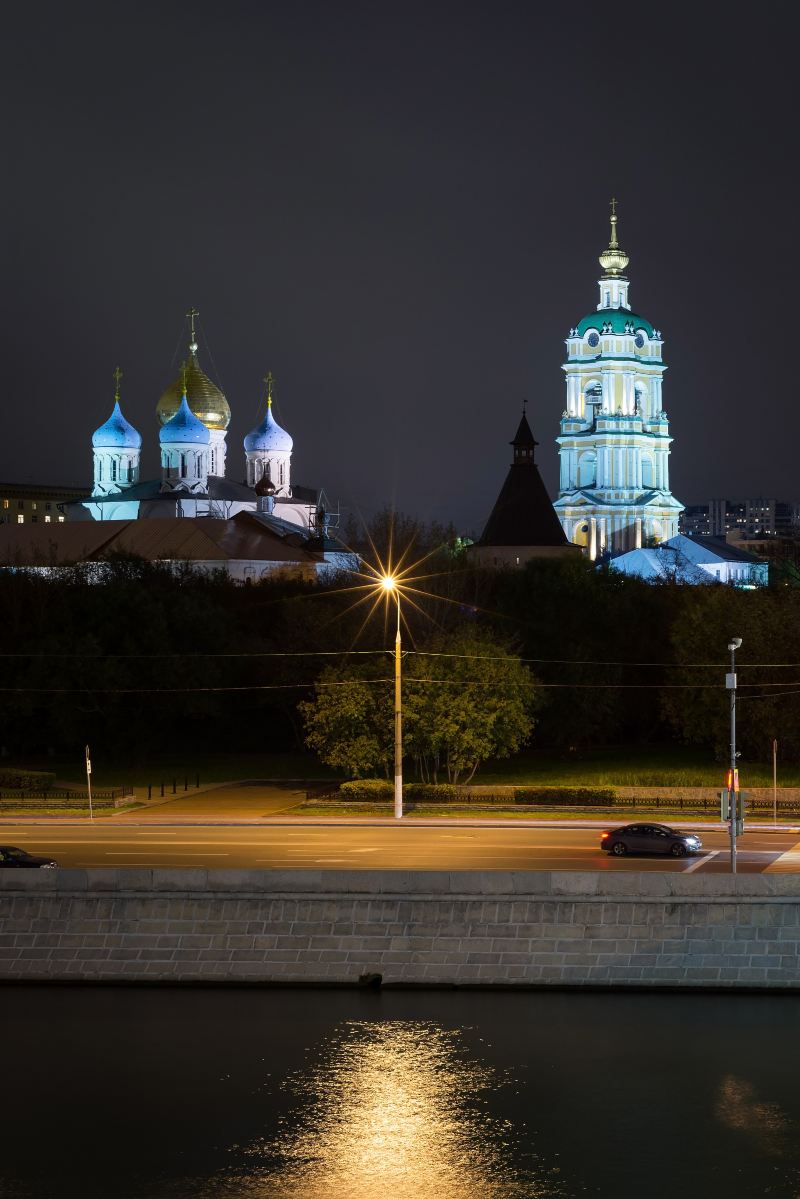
[3,2,797,535]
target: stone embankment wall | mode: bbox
[1,869,799,989]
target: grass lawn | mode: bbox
[12,752,338,792]
[8,745,799,793]
[471,746,800,788]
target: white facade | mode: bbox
[554,205,683,558]
[75,333,331,540]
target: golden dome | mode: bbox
[157,352,231,431]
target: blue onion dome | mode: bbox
[244,398,293,454]
[92,401,142,449]
[159,394,211,445]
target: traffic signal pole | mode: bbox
[726,639,741,874]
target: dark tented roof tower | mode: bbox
[478,411,569,549]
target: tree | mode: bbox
[299,663,393,778]
[404,628,537,783]
[299,629,537,783]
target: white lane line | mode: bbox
[684,850,719,872]
[103,851,229,857]
[349,848,381,853]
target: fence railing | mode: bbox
[0,787,133,801]
[306,787,800,814]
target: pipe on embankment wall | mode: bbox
[0,869,799,988]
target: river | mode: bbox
[1,985,798,1197]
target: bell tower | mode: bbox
[553,201,683,559]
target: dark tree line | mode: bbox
[0,540,798,766]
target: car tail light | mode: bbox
[600,832,609,839]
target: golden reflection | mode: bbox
[224,1021,560,1198]
[715,1074,792,1156]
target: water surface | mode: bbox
[1,986,798,1197]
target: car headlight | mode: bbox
[41,863,58,870]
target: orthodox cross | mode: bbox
[113,365,123,401]
[187,307,200,353]
[610,196,617,217]
[264,371,275,406]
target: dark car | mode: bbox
[0,845,58,869]
[600,824,702,858]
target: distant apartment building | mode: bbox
[680,499,799,539]
[0,483,89,526]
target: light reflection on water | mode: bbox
[201,1021,560,1198]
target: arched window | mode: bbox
[180,453,187,479]
[641,457,654,488]
[110,459,117,482]
[578,451,597,488]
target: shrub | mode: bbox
[403,784,461,803]
[0,769,56,792]
[339,779,393,802]
[513,786,617,806]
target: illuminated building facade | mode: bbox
[554,202,683,559]
[71,314,333,539]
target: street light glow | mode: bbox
[381,575,397,592]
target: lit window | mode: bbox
[17,514,23,524]
[2,500,8,509]
[58,516,65,523]
[44,515,51,523]
[31,502,37,511]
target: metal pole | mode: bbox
[727,640,740,874]
[773,738,778,824]
[85,744,93,822]
[394,594,403,820]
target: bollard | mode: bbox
[148,784,151,800]
[184,775,188,791]
[160,781,164,798]
[172,778,177,794]
[196,773,200,789]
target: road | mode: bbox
[1,823,799,872]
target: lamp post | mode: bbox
[381,576,403,820]
[726,637,742,873]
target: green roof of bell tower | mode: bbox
[575,308,656,337]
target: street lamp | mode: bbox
[381,575,403,820]
[726,637,742,873]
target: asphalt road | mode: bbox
[1,824,798,872]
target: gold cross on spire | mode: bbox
[187,308,199,355]
[113,365,122,401]
[264,371,275,407]
[609,196,619,248]
[180,360,189,395]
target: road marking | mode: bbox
[103,851,229,857]
[684,851,719,872]
[765,839,800,872]
[349,848,380,853]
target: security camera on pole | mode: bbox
[726,638,742,873]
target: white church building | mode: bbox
[554,202,683,558]
[69,316,333,541]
